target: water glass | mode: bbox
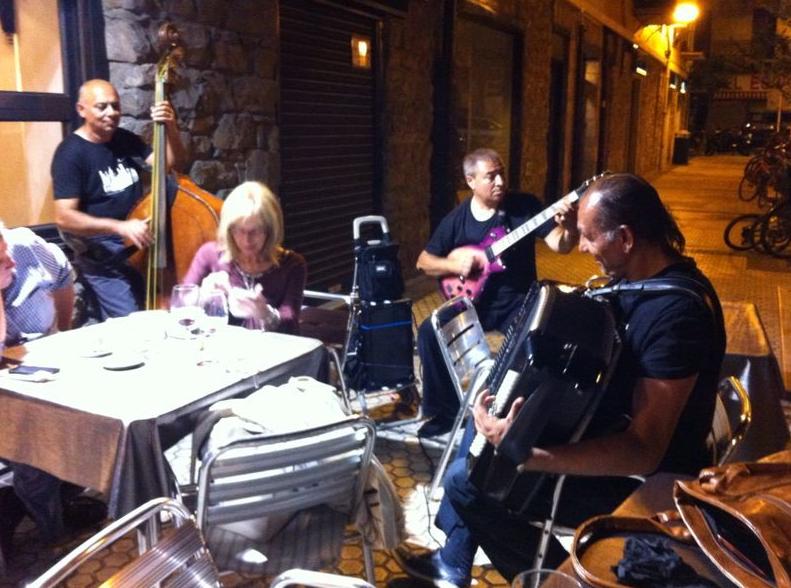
[202,289,229,335]
[512,569,582,588]
[169,284,201,339]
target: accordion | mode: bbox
[467,281,621,514]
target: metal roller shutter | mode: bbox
[280,0,380,292]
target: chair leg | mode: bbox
[326,346,352,414]
[531,474,567,571]
[362,540,375,585]
[428,407,468,499]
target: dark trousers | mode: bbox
[417,305,516,419]
[437,423,639,582]
[417,317,458,417]
[10,463,63,543]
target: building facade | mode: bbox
[0,0,694,289]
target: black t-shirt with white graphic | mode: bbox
[51,128,151,257]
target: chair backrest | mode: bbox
[196,414,376,530]
[26,497,220,588]
[709,375,752,466]
[431,296,492,402]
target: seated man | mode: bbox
[415,148,578,436]
[397,173,727,586]
[0,222,90,550]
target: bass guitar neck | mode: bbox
[440,173,606,301]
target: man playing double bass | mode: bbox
[51,79,186,320]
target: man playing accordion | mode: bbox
[397,173,726,586]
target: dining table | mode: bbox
[720,301,789,461]
[0,311,326,518]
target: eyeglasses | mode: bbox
[230,225,266,238]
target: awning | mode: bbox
[714,90,769,101]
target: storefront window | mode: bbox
[453,19,516,200]
[0,2,63,93]
[0,1,64,226]
[0,121,61,226]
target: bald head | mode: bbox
[78,79,117,103]
[76,79,121,143]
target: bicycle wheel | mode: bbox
[724,214,761,251]
[759,208,791,258]
[738,175,760,201]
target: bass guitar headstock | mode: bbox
[574,170,612,197]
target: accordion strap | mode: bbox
[587,276,717,317]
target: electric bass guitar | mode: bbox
[439,173,607,301]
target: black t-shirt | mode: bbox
[51,128,151,257]
[589,261,726,475]
[425,192,554,330]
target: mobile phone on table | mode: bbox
[8,365,60,375]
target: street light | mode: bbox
[672,2,700,25]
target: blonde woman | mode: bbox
[183,181,306,333]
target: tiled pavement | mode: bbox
[3,154,790,587]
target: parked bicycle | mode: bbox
[738,133,791,208]
[724,195,791,258]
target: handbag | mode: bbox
[673,450,791,587]
[571,450,791,588]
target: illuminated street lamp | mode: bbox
[672,2,700,25]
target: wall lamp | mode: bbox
[351,34,371,69]
[635,60,648,77]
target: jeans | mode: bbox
[75,256,143,321]
[11,463,63,543]
[436,423,639,582]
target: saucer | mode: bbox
[102,354,145,371]
[81,348,112,359]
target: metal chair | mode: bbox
[529,374,754,572]
[708,375,752,466]
[270,568,375,588]
[26,497,220,588]
[428,296,494,498]
[194,415,377,583]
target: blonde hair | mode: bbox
[217,181,284,265]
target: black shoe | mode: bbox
[417,415,454,438]
[394,547,470,588]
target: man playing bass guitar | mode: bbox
[415,148,578,437]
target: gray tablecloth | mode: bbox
[0,316,325,517]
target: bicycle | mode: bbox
[724,196,791,258]
[739,137,790,207]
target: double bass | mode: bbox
[127,23,224,309]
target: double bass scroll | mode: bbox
[126,23,223,309]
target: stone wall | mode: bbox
[103,0,279,196]
[381,1,439,279]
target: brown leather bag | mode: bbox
[572,450,791,588]
[673,450,791,587]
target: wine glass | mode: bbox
[169,284,201,339]
[197,290,229,366]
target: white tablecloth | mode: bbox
[0,314,325,517]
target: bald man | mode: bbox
[51,79,185,320]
